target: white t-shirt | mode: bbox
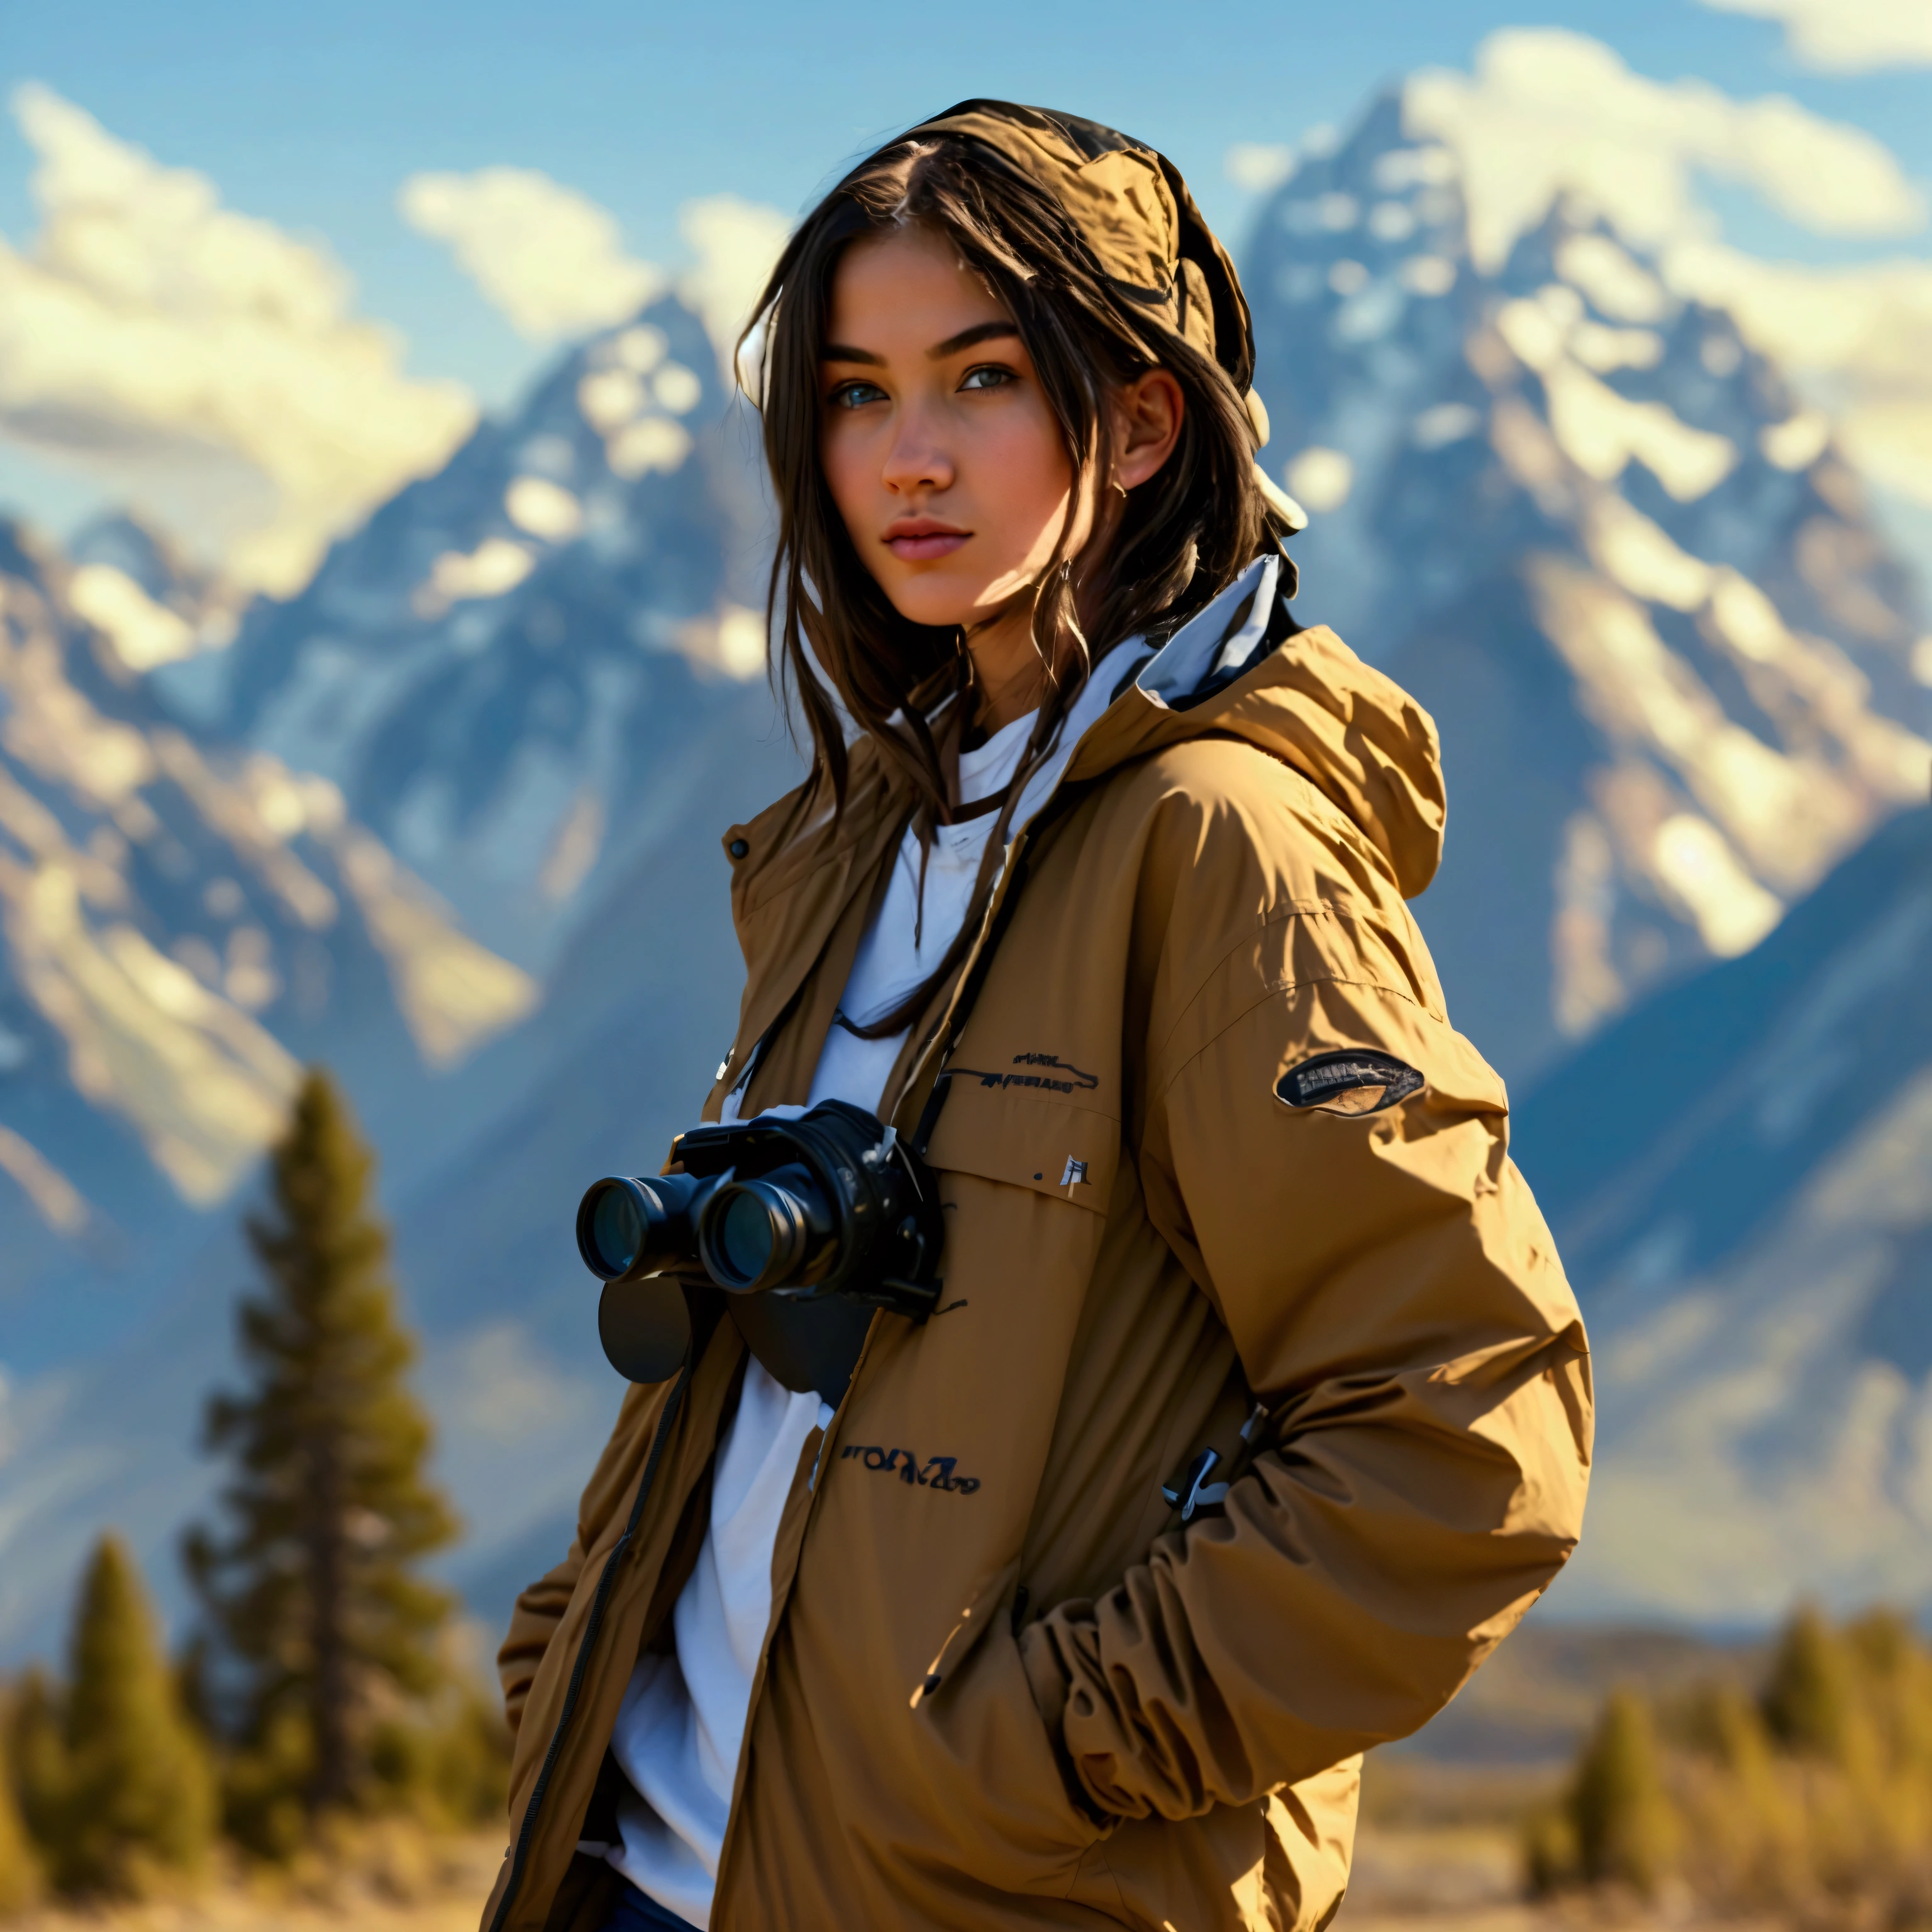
[604,709,1039,1927]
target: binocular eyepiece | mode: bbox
[577,1100,943,1331]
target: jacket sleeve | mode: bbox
[496,1379,658,1733]
[1019,884,1592,1821]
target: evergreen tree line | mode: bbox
[1529,1602,1932,1922]
[0,1072,508,1911]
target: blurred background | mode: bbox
[0,0,1926,1921]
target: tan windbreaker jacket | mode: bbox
[484,560,1594,1932]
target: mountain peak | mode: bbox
[185,291,774,980]
[1248,94,1926,1080]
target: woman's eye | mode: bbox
[830,380,886,409]
[960,365,1017,392]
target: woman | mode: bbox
[486,101,1591,1932]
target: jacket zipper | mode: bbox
[487,1362,694,1932]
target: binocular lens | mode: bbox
[700,1172,825,1293]
[589,1182,645,1277]
[576,1174,708,1283]
[718,1187,779,1284]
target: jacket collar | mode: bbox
[1134,554,1280,708]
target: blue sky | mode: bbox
[2,0,1924,399]
[0,0,1926,558]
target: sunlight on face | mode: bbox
[818,225,1084,635]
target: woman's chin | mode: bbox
[881,582,1002,633]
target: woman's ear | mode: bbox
[1114,369,1185,491]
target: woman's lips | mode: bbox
[884,525,968,562]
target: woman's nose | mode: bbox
[880,401,954,496]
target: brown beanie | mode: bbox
[900,101,1301,528]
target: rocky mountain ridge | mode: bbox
[0,519,535,1362]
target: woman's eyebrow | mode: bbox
[927,321,1018,360]
[821,342,886,365]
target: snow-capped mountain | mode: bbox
[1246,92,1928,1083]
[0,672,797,1660]
[179,294,779,981]
[1514,800,1932,1621]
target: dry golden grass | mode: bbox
[0,1807,1825,1932]
[1341,1816,1789,1929]
[2,1825,501,1932]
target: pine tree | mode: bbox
[1840,1607,1932,1862]
[5,1668,66,1871]
[1762,1604,1862,1765]
[1845,1606,1932,1777]
[0,1701,43,1917]
[184,1068,458,1835]
[1693,1682,1780,1788]
[1568,1689,1680,1896]
[53,1535,215,1896]
[1523,1803,1578,1895]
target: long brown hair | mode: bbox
[741,126,1280,1035]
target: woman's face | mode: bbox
[818,225,1082,635]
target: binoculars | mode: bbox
[576,1101,945,1382]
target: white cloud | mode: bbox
[1397,33,1932,514]
[400,171,789,386]
[1401,29,1932,516]
[676,194,791,380]
[1406,29,1926,271]
[397,166,665,338]
[0,85,476,594]
[1701,0,1932,72]
[1225,143,1297,194]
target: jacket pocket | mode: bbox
[911,1568,1107,1885]
[925,1077,1120,1214]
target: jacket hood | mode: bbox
[1065,555,1448,899]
